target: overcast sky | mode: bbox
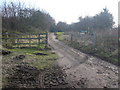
[2,0,119,26]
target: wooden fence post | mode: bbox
[46,32,48,46]
[17,38,19,48]
[6,32,8,47]
[71,33,73,41]
[17,35,21,48]
[29,34,31,47]
[38,33,40,49]
[93,32,96,48]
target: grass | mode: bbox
[7,47,58,69]
[56,32,64,35]
[2,47,58,87]
[55,32,64,41]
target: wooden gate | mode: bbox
[2,32,48,48]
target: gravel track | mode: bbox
[48,33,118,88]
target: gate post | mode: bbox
[38,33,40,49]
[29,34,31,47]
[45,32,48,48]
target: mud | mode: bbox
[5,64,69,88]
[5,64,41,88]
[43,65,70,88]
[13,55,25,60]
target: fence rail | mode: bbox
[0,32,47,35]
[1,37,46,39]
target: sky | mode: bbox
[1,0,119,26]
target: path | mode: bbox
[48,33,118,88]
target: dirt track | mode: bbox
[48,33,118,88]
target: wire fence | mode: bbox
[64,29,118,52]
[62,28,118,65]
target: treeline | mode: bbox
[1,1,116,33]
[2,1,55,34]
[52,8,115,32]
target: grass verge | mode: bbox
[55,33,119,66]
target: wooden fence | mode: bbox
[1,32,48,48]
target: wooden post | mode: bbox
[45,32,48,48]
[29,34,31,47]
[92,32,96,48]
[71,33,73,41]
[38,33,40,49]
[17,38,19,48]
[6,32,8,47]
[45,32,48,49]
[17,35,20,48]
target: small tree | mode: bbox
[93,8,115,30]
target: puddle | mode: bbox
[1,50,11,55]
[33,53,48,55]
